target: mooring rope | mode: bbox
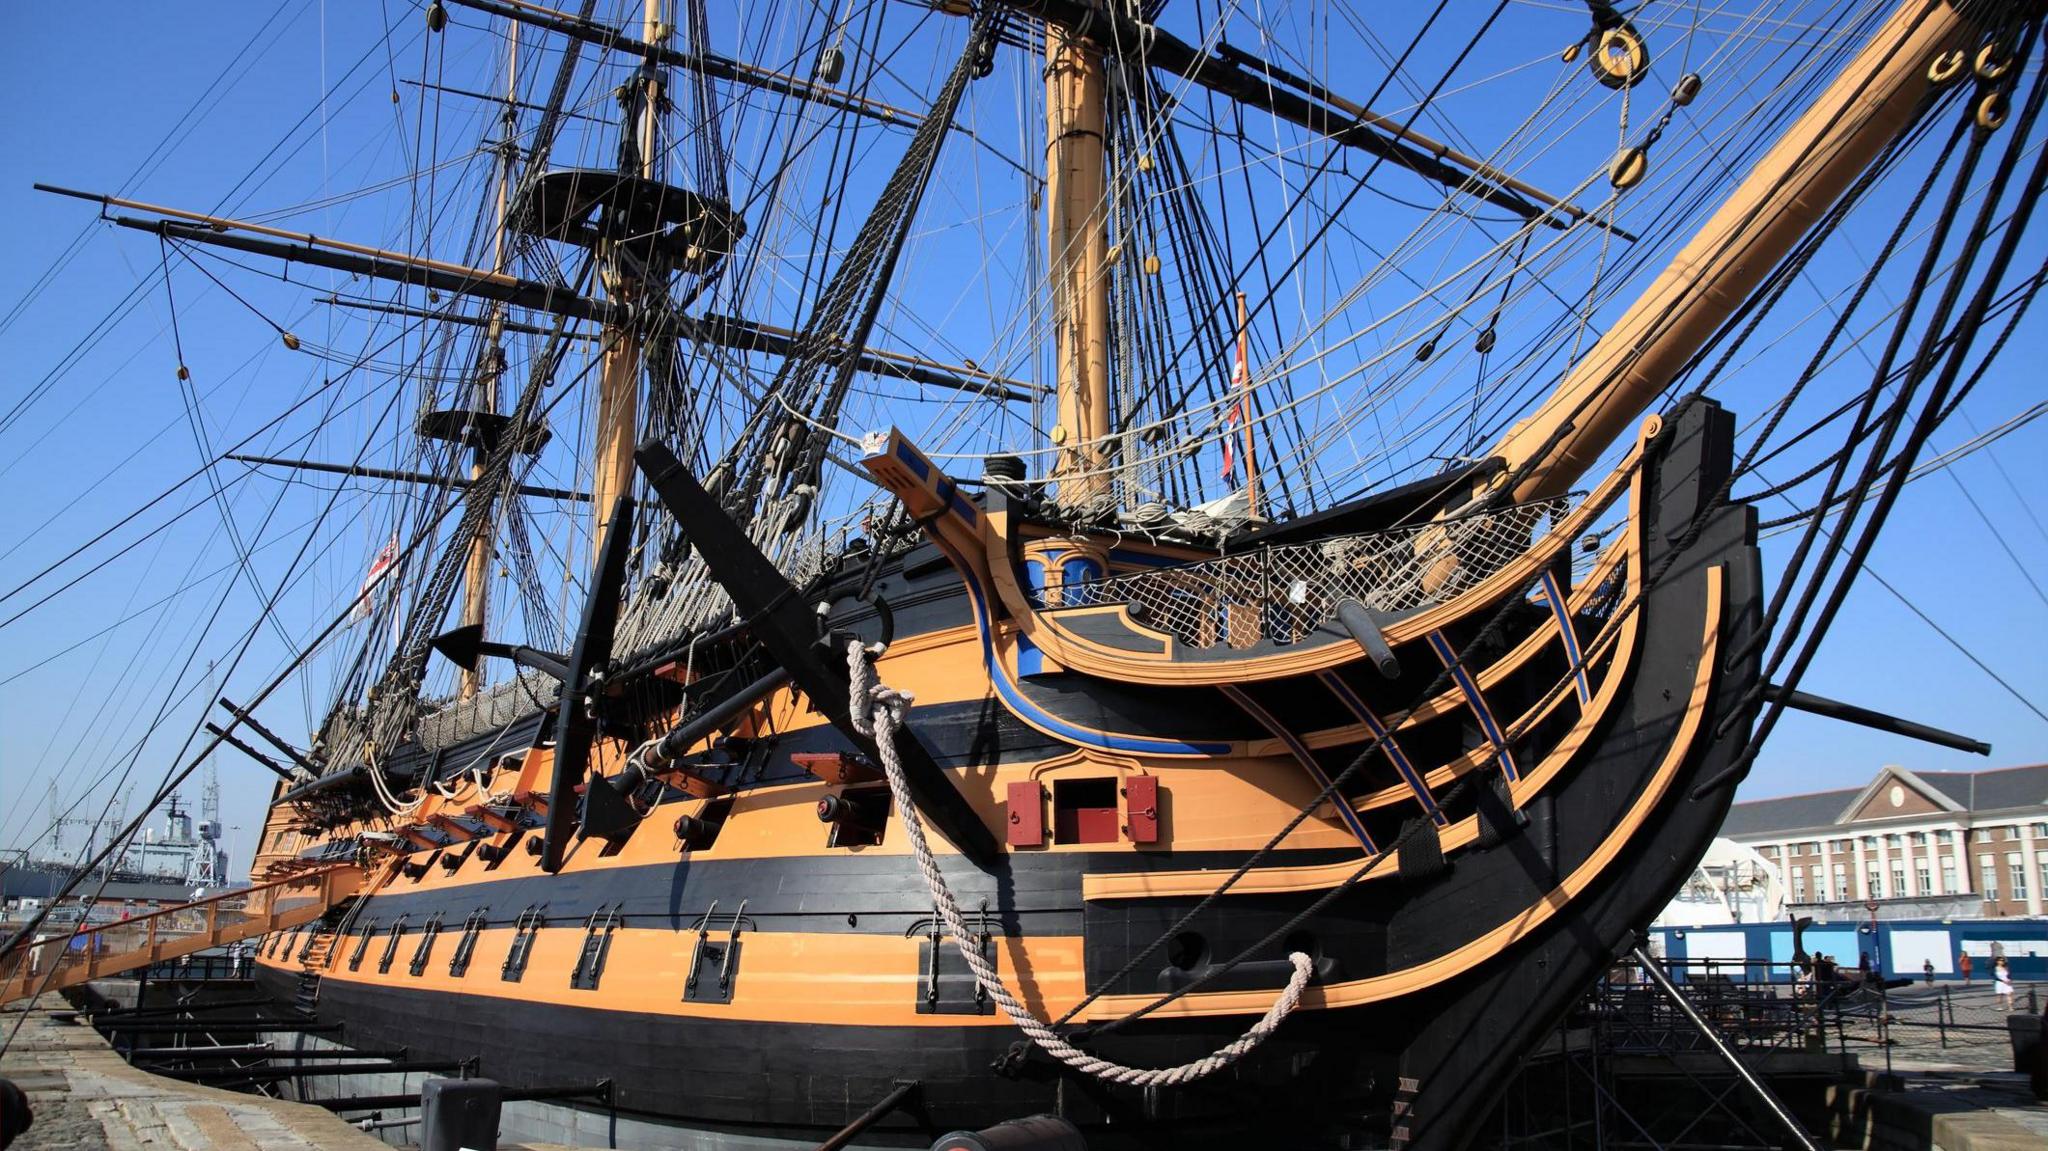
[847,640,1313,1087]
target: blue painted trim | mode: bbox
[1540,570,1592,705]
[1220,685,1377,852]
[1014,634,1046,678]
[925,535,1234,757]
[893,441,930,479]
[1316,672,1447,825]
[1427,631,1520,781]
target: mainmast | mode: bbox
[1489,0,2004,502]
[590,0,668,550]
[1045,25,1112,510]
[458,22,518,702]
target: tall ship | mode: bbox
[4,0,2045,1147]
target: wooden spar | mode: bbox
[1208,41,1627,239]
[459,20,518,702]
[1490,0,1992,502]
[1003,0,1560,226]
[321,294,1045,401]
[1045,24,1112,508]
[39,185,1033,400]
[588,0,663,555]
[36,185,531,292]
[1236,290,1259,519]
[445,0,924,130]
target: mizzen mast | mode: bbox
[458,22,519,701]
[1045,25,1113,510]
[1489,0,2007,502]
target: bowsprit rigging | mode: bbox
[5,2,2047,1149]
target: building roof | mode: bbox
[1912,764,2048,813]
[1725,763,2048,838]
[1720,788,1861,837]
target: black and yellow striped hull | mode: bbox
[252,400,1764,1149]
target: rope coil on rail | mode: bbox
[847,639,1313,1088]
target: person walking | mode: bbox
[1923,959,1935,986]
[1960,951,1973,985]
[1993,957,2014,1012]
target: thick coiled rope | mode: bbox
[847,640,1313,1087]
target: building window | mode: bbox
[1810,866,1826,902]
[1884,834,1901,847]
[1833,863,1848,902]
[1890,863,1906,897]
[1793,871,1807,902]
[1863,836,1878,849]
[2033,822,2048,838]
[1806,841,1820,855]
[1868,866,1885,899]
[1982,860,1999,900]
[2005,826,2019,841]
[2010,854,2029,902]
[1910,831,1927,846]
[2038,853,2048,898]
[1936,830,1954,845]
[1915,862,1930,896]
[1942,859,1957,895]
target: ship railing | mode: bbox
[1056,495,1576,651]
[0,862,361,1005]
[1591,955,1914,1075]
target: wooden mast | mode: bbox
[1045,23,1112,509]
[1235,289,1259,519]
[590,0,666,551]
[458,21,518,701]
[1489,0,1996,502]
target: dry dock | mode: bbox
[1,995,385,1151]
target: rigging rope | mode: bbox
[848,639,1313,1087]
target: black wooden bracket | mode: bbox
[634,439,999,868]
[539,493,636,873]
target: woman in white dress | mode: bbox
[1992,957,2014,1012]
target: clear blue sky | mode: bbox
[2,2,2044,875]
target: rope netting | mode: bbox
[1057,495,1574,649]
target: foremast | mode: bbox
[1045,25,1114,511]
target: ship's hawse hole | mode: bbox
[1167,932,1207,971]
[1053,777,1120,844]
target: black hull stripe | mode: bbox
[354,846,1360,936]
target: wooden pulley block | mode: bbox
[1975,89,2010,133]
[1974,42,2015,83]
[1587,25,1651,89]
[1610,146,1650,191]
[1927,49,1967,85]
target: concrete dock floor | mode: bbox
[1,995,386,1151]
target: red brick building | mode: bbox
[1720,764,2048,919]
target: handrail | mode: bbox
[0,862,356,959]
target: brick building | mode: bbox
[1720,763,2048,919]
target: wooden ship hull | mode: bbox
[4,1,2011,1148]
[247,394,1762,1149]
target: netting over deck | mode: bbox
[1056,496,1576,651]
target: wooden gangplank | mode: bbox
[0,863,362,1005]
